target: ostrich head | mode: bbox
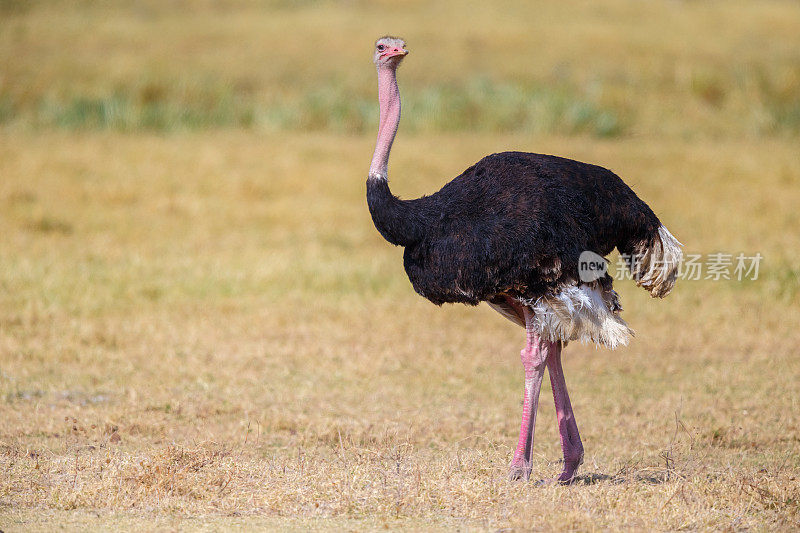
[373,36,408,69]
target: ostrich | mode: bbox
[366,36,682,483]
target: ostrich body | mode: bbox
[366,37,682,482]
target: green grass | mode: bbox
[2,58,800,137]
[0,78,622,136]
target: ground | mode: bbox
[1,1,799,531]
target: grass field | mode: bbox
[2,1,800,531]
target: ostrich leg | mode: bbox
[508,307,553,481]
[547,341,584,483]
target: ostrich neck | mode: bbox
[369,66,401,178]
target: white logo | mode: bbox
[578,250,607,282]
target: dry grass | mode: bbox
[1,132,799,530]
[2,0,800,531]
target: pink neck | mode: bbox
[369,66,401,179]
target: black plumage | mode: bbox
[367,151,663,307]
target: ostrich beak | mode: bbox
[381,48,408,59]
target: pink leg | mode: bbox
[547,341,584,483]
[509,307,553,481]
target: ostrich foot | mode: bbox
[555,457,583,484]
[508,459,532,481]
[550,453,584,484]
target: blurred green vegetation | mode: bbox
[1,0,799,137]
[0,77,624,136]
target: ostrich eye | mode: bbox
[377,44,385,52]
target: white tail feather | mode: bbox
[630,225,683,298]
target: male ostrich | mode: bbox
[366,36,682,483]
